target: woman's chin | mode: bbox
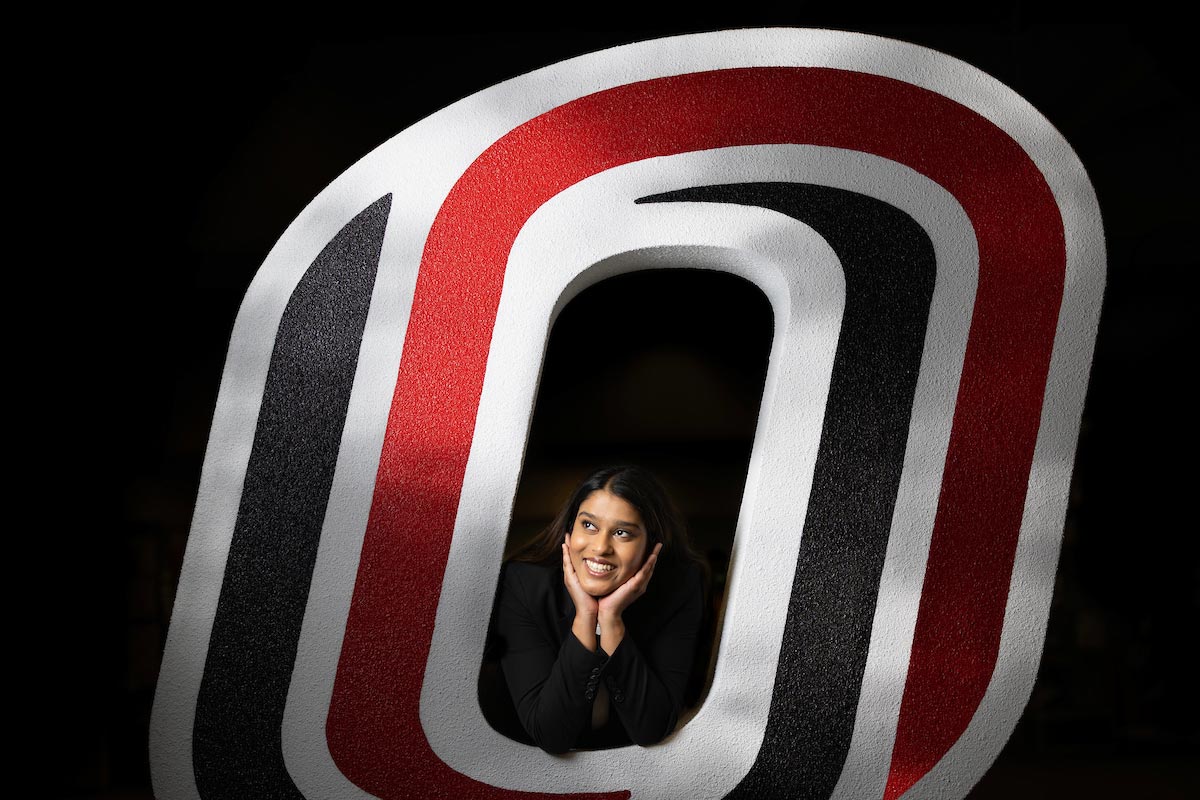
[581,576,622,598]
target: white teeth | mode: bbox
[584,559,615,573]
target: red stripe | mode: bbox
[325,67,1064,799]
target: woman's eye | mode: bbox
[582,520,596,530]
[615,529,631,539]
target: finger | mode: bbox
[632,549,661,592]
[642,543,663,574]
[562,542,576,580]
[625,556,658,595]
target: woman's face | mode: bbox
[567,489,650,597]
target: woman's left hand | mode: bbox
[598,542,662,621]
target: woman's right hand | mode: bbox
[563,538,600,650]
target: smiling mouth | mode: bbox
[583,558,616,576]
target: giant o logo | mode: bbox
[151,29,1105,800]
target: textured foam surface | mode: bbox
[150,29,1104,800]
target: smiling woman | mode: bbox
[569,490,650,602]
[482,465,708,753]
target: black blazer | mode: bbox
[483,557,704,754]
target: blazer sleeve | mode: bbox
[493,564,610,755]
[603,562,704,746]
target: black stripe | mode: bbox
[193,195,391,799]
[638,184,935,800]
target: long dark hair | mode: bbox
[508,464,703,570]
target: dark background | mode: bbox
[54,21,1195,800]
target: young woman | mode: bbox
[484,465,707,754]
